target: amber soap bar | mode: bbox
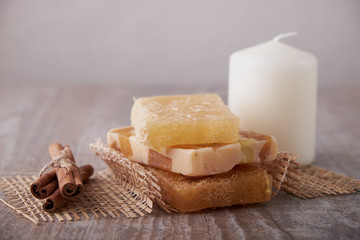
[148,164,273,213]
[131,94,240,151]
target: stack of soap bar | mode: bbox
[146,164,273,213]
[107,126,278,176]
[131,94,240,151]
[106,93,277,212]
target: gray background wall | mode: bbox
[1,0,359,87]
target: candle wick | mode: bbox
[273,32,298,42]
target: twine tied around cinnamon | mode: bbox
[38,146,79,177]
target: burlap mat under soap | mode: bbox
[1,140,359,224]
[0,169,152,225]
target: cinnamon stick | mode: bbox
[43,164,94,212]
[42,189,64,212]
[48,143,84,199]
[30,170,58,199]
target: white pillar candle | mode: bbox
[228,32,317,165]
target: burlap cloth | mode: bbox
[1,140,359,225]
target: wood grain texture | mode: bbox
[0,83,359,240]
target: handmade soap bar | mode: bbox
[108,126,242,176]
[131,94,240,151]
[107,126,278,176]
[148,164,273,213]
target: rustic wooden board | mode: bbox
[0,84,359,239]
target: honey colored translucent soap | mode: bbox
[131,94,240,151]
[147,164,273,213]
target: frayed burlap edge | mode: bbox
[262,153,360,198]
[89,139,179,213]
[262,151,300,197]
[282,164,360,198]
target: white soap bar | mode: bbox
[107,126,278,177]
[129,136,242,176]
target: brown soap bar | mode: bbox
[146,164,273,213]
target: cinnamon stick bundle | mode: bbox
[43,164,94,212]
[30,170,58,199]
[48,143,84,199]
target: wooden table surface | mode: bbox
[0,83,359,240]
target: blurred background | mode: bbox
[0,0,359,87]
